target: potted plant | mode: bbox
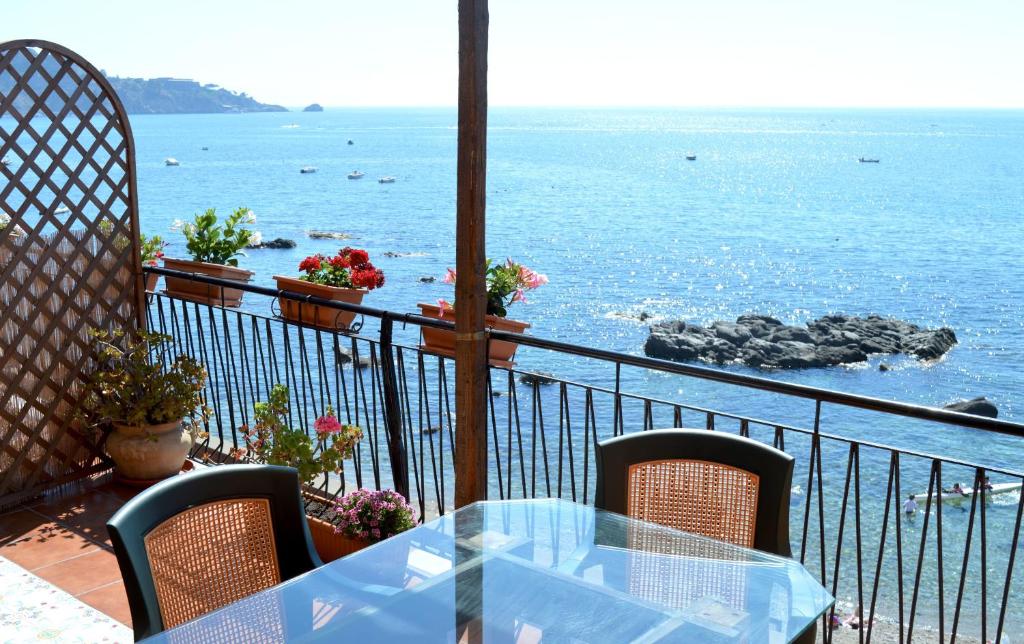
[233,384,364,562]
[80,329,209,482]
[140,233,167,292]
[274,247,385,331]
[331,488,416,559]
[163,207,257,307]
[418,258,547,366]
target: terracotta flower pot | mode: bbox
[417,303,530,367]
[106,420,192,481]
[274,275,366,331]
[306,515,371,563]
[145,271,159,293]
[162,258,253,307]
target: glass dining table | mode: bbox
[144,498,833,643]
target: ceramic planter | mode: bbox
[306,515,371,563]
[162,258,253,307]
[145,271,159,293]
[274,275,366,331]
[106,419,192,481]
[417,303,530,367]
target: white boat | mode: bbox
[54,206,70,215]
[859,157,880,163]
[165,158,179,166]
[347,170,364,179]
[1,156,11,166]
[916,481,1022,505]
[300,166,318,174]
[378,176,396,184]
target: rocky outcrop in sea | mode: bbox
[944,397,998,418]
[644,314,956,369]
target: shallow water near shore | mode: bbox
[123,107,1024,635]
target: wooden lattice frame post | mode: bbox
[0,39,144,507]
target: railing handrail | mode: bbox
[144,265,1024,437]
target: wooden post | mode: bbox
[454,0,489,508]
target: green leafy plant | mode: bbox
[140,233,167,266]
[80,329,209,432]
[238,384,362,486]
[439,258,548,317]
[176,207,256,266]
[334,488,416,542]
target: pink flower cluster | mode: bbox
[438,258,548,316]
[333,488,416,542]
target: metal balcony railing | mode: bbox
[145,266,1024,643]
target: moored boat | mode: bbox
[916,481,1021,505]
[859,157,880,163]
[348,170,364,179]
[165,157,179,166]
[686,154,697,161]
[300,166,318,174]
[378,176,396,184]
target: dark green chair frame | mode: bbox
[594,429,796,557]
[107,464,322,640]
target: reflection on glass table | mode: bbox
[144,498,833,643]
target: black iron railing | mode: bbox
[144,266,1024,643]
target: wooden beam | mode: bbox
[454,0,489,508]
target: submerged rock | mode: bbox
[519,371,557,386]
[645,314,956,370]
[307,230,353,240]
[944,397,998,418]
[418,276,436,283]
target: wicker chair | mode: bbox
[107,464,322,640]
[594,429,817,642]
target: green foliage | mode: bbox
[140,233,167,265]
[240,384,362,486]
[180,207,256,266]
[80,329,209,430]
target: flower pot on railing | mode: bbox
[162,258,254,307]
[274,275,365,331]
[145,272,159,293]
[417,302,530,367]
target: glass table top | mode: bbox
[145,499,833,643]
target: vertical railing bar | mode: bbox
[994,480,1024,643]
[865,452,898,644]
[563,383,577,502]
[950,467,984,643]
[825,443,856,644]
[908,459,940,642]
[486,371,504,500]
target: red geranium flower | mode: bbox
[328,255,349,269]
[299,255,323,272]
[347,249,369,267]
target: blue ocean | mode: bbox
[131,108,1024,632]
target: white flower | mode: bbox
[170,218,186,232]
[245,210,256,225]
[182,223,196,236]
[248,231,262,246]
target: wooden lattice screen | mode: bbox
[0,39,144,508]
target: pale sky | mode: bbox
[3,0,1023,108]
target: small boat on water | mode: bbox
[300,166,318,174]
[54,206,70,215]
[347,170,365,179]
[859,157,880,163]
[916,481,1022,505]
[1,156,11,166]
[347,140,354,145]
[378,176,396,184]
[201,146,209,151]
[686,154,697,161]
[165,158,179,166]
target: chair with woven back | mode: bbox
[106,464,323,641]
[594,429,816,643]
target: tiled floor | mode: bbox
[0,481,138,627]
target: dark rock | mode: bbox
[645,313,956,370]
[419,276,436,283]
[302,103,324,112]
[336,348,371,368]
[519,371,557,386]
[944,397,998,418]
[307,230,353,240]
[247,237,296,249]
[879,363,891,372]
[638,311,652,322]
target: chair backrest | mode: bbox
[595,429,795,556]
[107,464,322,640]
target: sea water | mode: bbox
[128,108,1024,633]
